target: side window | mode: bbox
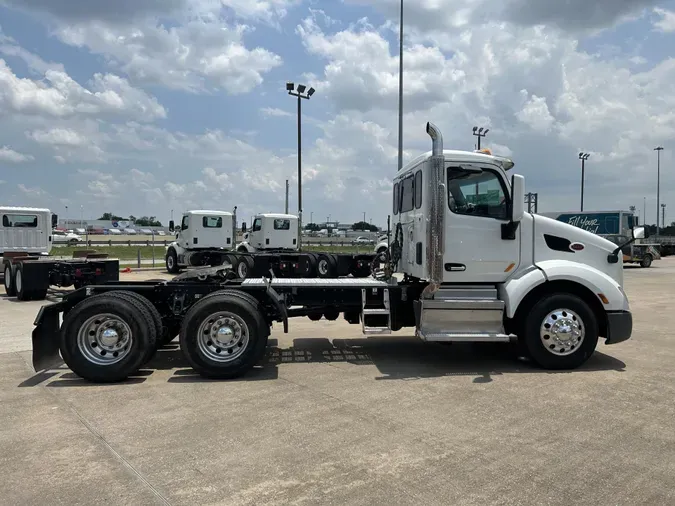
[447,168,508,220]
[3,214,38,227]
[181,215,189,230]
[414,170,422,209]
[400,175,414,213]
[252,218,262,232]
[273,219,290,230]
[393,183,399,215]
[202,216,223,228]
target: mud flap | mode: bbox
[265,285,288,333]
[31,303,65,372]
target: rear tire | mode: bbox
[59,293,156,382]
[236,256,254,279]
[316,254,336,278]
[15,264,33,301]
[180,292,269,379]
[3,262,16,296]
[520,293,598,370]
[641,254,652,268]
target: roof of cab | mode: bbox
[0,206,51,213]
[395,149,514,179]
[186,210,233,216]
[257,213,298,219]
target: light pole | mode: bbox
[578,152,590,211]
[643,197,646,225]
[287,82,316,250]
[655,146,664,237]
[472,126,489,150]
[661,203,666,234]
[310,212,313,225]
[284,179,289,214]
[397,0,403,172]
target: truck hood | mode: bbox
[533,214,624,285]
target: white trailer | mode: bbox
[31,122,639,382]
[165,210,375,279]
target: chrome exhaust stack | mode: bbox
[422,122,445,298]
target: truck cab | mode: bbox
[389,122,639,369]
[165,210,235,273]
[237,213,298,253]
[1,207,57,256]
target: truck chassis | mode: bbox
[2,253,119,301]
[166,247,377,279]
[30,265,630,383]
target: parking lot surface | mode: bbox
[1,263,674,505]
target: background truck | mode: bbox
[165,210,375,279]
[1,206,119,301]
[31,122,638,383]
[539,210,660,267]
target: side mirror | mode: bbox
[51,214,58,227]
[169,220,174,232]
[632,226,647,240]
[510,174,525,222]
[242,222,247,233]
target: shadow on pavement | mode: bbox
[19,336,627,387]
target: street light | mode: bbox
[578,152,591,212]
[655,146,664,236]
[661,203,666,233]
[472,126,489,150]
[287,82,316,250]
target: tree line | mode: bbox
[98,213,163,227]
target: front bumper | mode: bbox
[605,310,633,344]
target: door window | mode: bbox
[252,218,262,232]
[393,183,399,215]
[181,215,189,230]
[399,175,415,213]
[414,171,422,209]
[447,168,508,220]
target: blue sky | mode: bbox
[1,0,675,227]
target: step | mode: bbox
[363,327,392,335]
[435,285,498,300]
[362,308,390,315]
[420,332,511,343]
[421,298,505,311]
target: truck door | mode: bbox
[443,164,521,283]
[396,170,425,278]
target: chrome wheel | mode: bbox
[15,268,22,294]
[318,259,329,276]
[540,308,585,356]
[4,265,11,289]
[167,255,174,270]
[197,311,249,363]
[237,261,248,279]
[77,313,133,365]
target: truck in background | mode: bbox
[1,206,119,300]
[165,210,376,279]
[539,210,660,267]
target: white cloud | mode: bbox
[516,92,555,132]
[260,107,292,118]
[18,183,47,197]
[0,58,165,121]
[54,17,282,93]
[654,8,675,32]
[0,146,34,163]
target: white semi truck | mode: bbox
[31,122,639,382]
[1,206,119,300]
[165,210,375,279]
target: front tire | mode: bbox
[166,248,180,274]
[520,293,599,370]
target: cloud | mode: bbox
[653,7,675,32]
[260,107,292,118]
[516,93,555,132]
[0,145,34,163]
[0,58,166,121]
[18,183,47,197]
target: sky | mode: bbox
[1,0,675,228]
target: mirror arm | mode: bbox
[607,237,637,264]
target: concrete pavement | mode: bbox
[1,264,674,505]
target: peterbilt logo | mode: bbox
[570,242,585,251]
